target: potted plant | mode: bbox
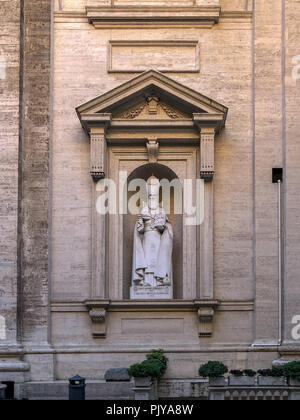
[257,368,286,386]
[146,348,168,376]
[228,369,256,386]
[128,360,165,386]
[280,361,300,386]
[128,349,168,387]
[199,361,228,386]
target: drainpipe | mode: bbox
[273,168,283,347]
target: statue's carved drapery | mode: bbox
[131,176,173,299]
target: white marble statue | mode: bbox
[131,176,173,298]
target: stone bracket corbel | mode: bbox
[199,127,216,181]
[146,137,159,163]
[86,114,111,181]
[194,300,218,337]
[90,127,107,181]
[193,114,223,182]
[86,300,110,339]
[198,307,215,337]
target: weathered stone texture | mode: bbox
[104,368,130,381]
[0,0,20,344]
[254,0,284,344]
[18,0,52,343]
[220,0,247,10]
[284,0,300,343]
[0,0,300,396]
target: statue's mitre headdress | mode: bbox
[147,175,159,184]
[146,175,160,194]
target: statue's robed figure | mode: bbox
[131,176,173,299]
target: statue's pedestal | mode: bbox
[130,286,173,300]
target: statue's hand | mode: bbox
[154,214,166,233]
[156,214,166,224]
[156,224,165,233]
[137,217,144,233]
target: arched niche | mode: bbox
[123,163,183,299]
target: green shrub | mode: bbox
[128,363,147,378]
[258,368,284,377]
[128,359,165,378]
[230,370,243,377]
[243,369,256,377]
[280,361,300,380]
[199,361,228,378]
[128,349,168,379]
[146,349,168,375]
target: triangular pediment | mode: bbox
[76,70,228,132]
[113,97,191,120]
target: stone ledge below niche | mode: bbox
[85,299,219,310]
[85,299,219,338]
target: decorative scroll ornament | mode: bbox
[117,95,186,120]
[161,103,183,119]
[119,102,146,119]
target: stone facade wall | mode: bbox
[18,0,54,383]
[253,0,284,344]
[0,0,300,398]
[18,0,52,346]
[285,0,300,345]
[0,0,52,384]
[0,0,20,345]
[51,0,254,365]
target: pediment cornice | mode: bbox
[76,70,228,133]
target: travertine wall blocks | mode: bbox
[0,0,299,399]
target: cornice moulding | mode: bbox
[220,11,253,20]
[84,299,220,311]
[0,362,30,372]
[86,6,221,29]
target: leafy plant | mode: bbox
[243,369,257,377]
[128,359,165,378]
[199,361,228,378]
[280,361,300,381]
[230,370,244,377]
[146,349,168,375]
[128,349,168,379]
[258,368,284,377]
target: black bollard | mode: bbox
[0,384,7,400]
[69,375,86,400]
